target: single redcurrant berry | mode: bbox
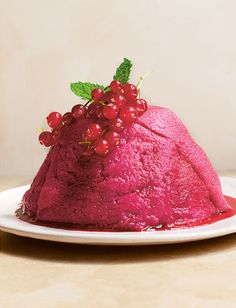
[84,123,102,141]
[109,118,125,132]
[103,103,118,120]
[110,80,122,93]
[135,99,148,115]
[91,88,103,102]
[63,112,74,125]
[122,83,138,100]
[94,138,109,156]
[119,106,138,124]
[105,131,120,147]
[71,104,87,119]
[94,104,104,119]
[110,94,126,109]
[88,102,103,119]
[87,102,103,119]
[47,112,63,129]
[39,131,54,147]
[52,128,61,142]
[87,102,97,118]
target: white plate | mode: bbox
[0,177,236,245]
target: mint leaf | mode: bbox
[70,82,104,100]
[113,58,132,84]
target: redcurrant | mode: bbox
[109,118,125,132]
[87,102,103,119]
[63,112,74,125]
[135,99,148,115]
[122,83,138,100]
[84,123,102,141]
[110,80,122,93]
[105,131,120,147]
[47,112,62,129]
[94,138,109,156]
[110,94,126,109]
[91,88,103,102]
[119,106,138,124]
[71,104,87,119]
[39,131,54,147]
[103,103,118,120]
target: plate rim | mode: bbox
[0,177,236,245]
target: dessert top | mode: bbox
[38,58,149,157]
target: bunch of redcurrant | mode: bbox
[39,80,148,156]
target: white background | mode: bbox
[0,0,235,177]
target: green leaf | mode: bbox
[70,81,104,100]
[113,58,132,84]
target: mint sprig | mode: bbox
[70,82,104,100]
[113,58,132,84]
[70,58,133,99]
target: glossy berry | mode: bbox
[71,104,87,119]
[94,138,109,156]
[103,103,118,120]
[39,131,54,147]
[110,80,122,93]
[109,118,125,132]
[87,102,97,118]
[105,131,120,147]
[52,128,61,142]
[110,94,126,109]
[47,112,62,129]
[119,106,138,124]
[87,102,103,119]
[63,112,74,125]
[135,99,148,115]
[122,83,138,100]
[84,123,102,141]
[91,88,103,102]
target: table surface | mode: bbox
[1,175,236,308]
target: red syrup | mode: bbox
[15,195,236,232]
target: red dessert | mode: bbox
[20,59,232,231]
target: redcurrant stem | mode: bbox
[137,76,144,90]
[84,99,92,107]
[79,140,91,145]
[136,70,154,90]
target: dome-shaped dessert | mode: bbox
[21,105,230,231]
[19,58,231,231]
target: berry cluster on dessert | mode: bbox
[39,58,147,157]
[19,58,232,231]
